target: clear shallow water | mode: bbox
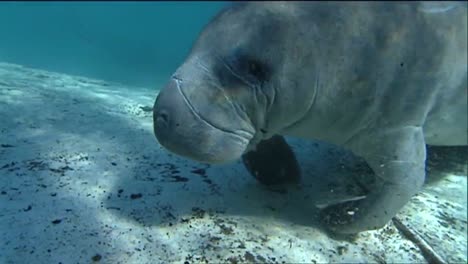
[0,1,227,88]
[0,2,466,264]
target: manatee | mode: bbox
[152,1,467,234]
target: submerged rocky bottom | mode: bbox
[0,62,466,263]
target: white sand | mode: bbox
[0,62,466,264]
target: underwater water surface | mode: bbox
[0,2,467,264]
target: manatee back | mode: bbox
[418,2,467,145]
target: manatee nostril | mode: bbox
[155,110,169,127]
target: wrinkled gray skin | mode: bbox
[153,1,467,234]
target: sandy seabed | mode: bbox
[0,62,466,264]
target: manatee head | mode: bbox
[153,2,318,164]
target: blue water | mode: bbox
[0,2,466,264]
[0,1,228,88]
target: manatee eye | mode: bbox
[215,49,270,87]
[249,61,259,74]
[247,59,266,81]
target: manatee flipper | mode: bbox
[320,127,426,234]
[242,135,301,186]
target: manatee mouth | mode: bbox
[153,77,254,164]
[174,77,254,144]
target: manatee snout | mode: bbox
[153,76,254,164]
